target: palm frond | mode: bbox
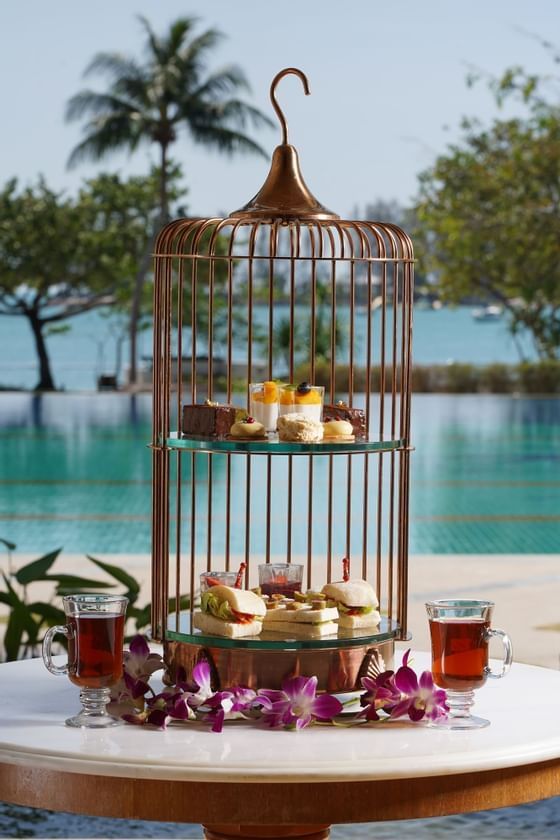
[218,99,275,131]
[177,28,225,70]
[187,123,269,159]
[165,17,201,58]
[84,52,144,83]
[67,115,148,168]
[65,91,138,123]
[137,15,164,63]
[191,66,252,101]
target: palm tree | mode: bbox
[66,15,273,384]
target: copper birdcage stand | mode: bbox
[151,68,414,692]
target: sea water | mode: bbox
[0,304,535,392]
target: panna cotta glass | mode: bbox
[250,381,280,431]
[279,382,324,422]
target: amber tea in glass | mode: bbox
[426,599,512,729]
[43,594,128,728]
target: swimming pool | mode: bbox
[1,392,558,555]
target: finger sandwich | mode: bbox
[194,585,266,638]
[321,579,381,629]
[263,594,339,638]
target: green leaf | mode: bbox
[0,538,16,551]
[128,604,151,630]
[44,574,115,594]
[14,549,62,585]
[28,601,66,626]
[4,602,39,661]
[1,571,21,607]
[87,555,140,596]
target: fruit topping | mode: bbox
[296,381,311,394]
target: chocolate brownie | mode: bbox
[323,402,367,438]
[182,402,237,438]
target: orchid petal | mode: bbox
[408,705,425,722]
[147,708,168,729]
[419,670,434,691]
[388,699,412,719]
[257,689,287,704]
[395,665,418,694]
[296,714,313,730]
[401,648,411,668]
[312,694,343,720]
[192,661,212,693]
[283,676,313,700]
[211,709,225,733]
[129,635,150,658]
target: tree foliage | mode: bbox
[66,15,273,382]
[415,108,560,360]
[0,172,183,390]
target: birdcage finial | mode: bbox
[270,67,310,146]
[229,67,339,220]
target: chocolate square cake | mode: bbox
[182,401,237,438]
[323,402,367,438]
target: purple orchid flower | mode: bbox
[258,676,343,730]
[359,650,448,723]
[124,635,164,680]
[391,664,449,722]
[359,670,402,722]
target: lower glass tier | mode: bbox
[166,612,400,650]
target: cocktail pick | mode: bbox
[342,557,350,582]
[235,562,247,589]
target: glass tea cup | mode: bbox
[258,563,303,597]
[426,599,513,729]
[42,594,128,728]
[200,570,240,593]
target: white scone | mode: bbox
[193,610,263,638]
[264,620,338,638]
[277,413,324,443]
[338,610,381,629]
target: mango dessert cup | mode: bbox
[279,382,324,422]
[249,381,280,431]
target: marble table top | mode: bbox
[1,652,559,784]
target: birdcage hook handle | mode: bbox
[270,67,310,146]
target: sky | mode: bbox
[1,0,559,219]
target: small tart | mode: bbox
[322,419,355,441]
[277,413,324,443]
[229,419,267,439]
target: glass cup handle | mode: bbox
[42,624,72,675]
[484,627,513,679]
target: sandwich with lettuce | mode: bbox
[194,585,266,638]
[321,579,380,628]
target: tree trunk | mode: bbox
[128,141,169,387]
[28,313,56,391]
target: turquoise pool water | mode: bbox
[0,392,558,555]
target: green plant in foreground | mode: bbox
[0,542,165,661]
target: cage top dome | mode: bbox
[229,67,339,222]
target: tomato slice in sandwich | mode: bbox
[232,609,255,624]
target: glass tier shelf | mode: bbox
[165,432,405,456]
[166,612,400,650]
